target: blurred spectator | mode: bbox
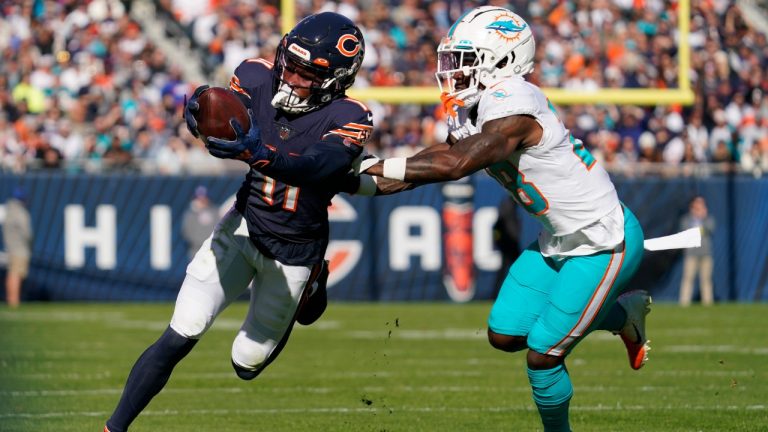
[709,110,733,158]
[132,128,161,172]
[679,196,716,307]
[155,136,187,175]
[33,134,64,169]
[49,120,84,161]
[181,185,217,259]
[102,135,134,171]
[3,187,33,308]
[184,137,226,175]
[711,139,733,164]
[638,131,661,163]
[686,111,709,162]
[740,131,768,176]
[12,72,45,114]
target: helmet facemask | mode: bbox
[436,46,482,107]
[436,41,522,108]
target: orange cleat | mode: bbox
[615,290,652,370]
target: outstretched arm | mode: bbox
[350,143,451,196]
[369,143,448,194]
[204,110,362,186]
[258,141,357,185]
[364,114,540,183]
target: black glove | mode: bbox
[205,109,267,165]
[183,85,210,138]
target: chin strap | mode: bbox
[454,86,481,109]
[271,83,310,113]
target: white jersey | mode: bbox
[474,76,624,258]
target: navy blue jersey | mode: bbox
[229,58,368,265]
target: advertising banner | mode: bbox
[1,173,766,302]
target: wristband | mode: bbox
[382,157,407,181]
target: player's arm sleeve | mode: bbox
[373,177,418,195]
[229,58,274,104]
[334,172,363,194]
[258,141,361,186]
[257,106,371,185]
[335,172,418,196]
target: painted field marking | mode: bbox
[1,404,765,420]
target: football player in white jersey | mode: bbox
[359,6,651,431]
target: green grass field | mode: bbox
[1,302,767,432]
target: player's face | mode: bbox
[452,70,471,91]
[438,50,476,91]
[281,57,324,99]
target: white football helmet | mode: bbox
[436,6,535,107]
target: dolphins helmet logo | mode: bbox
[486,13,528,43]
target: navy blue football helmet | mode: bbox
[272,12,365,113]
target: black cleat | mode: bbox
[296,261,329,325]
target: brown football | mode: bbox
[194,87,250,141]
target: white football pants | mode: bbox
[170,207,313,371]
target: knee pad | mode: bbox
[170,290,216,339]
[170,310,213,339]
[231,331,270,377]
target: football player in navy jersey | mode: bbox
[105,12,387,432]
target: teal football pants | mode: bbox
[488,206,644,356]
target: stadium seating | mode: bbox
[0,1,766,175]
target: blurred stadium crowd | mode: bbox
[1,0,767,176]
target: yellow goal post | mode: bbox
[280,0,694,106]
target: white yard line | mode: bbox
[663,345,768,355]
[0,382,755,399]
[0,386,342,397]
[11,367,759,381]
[1,404,764,419]
[346,329,485,340]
